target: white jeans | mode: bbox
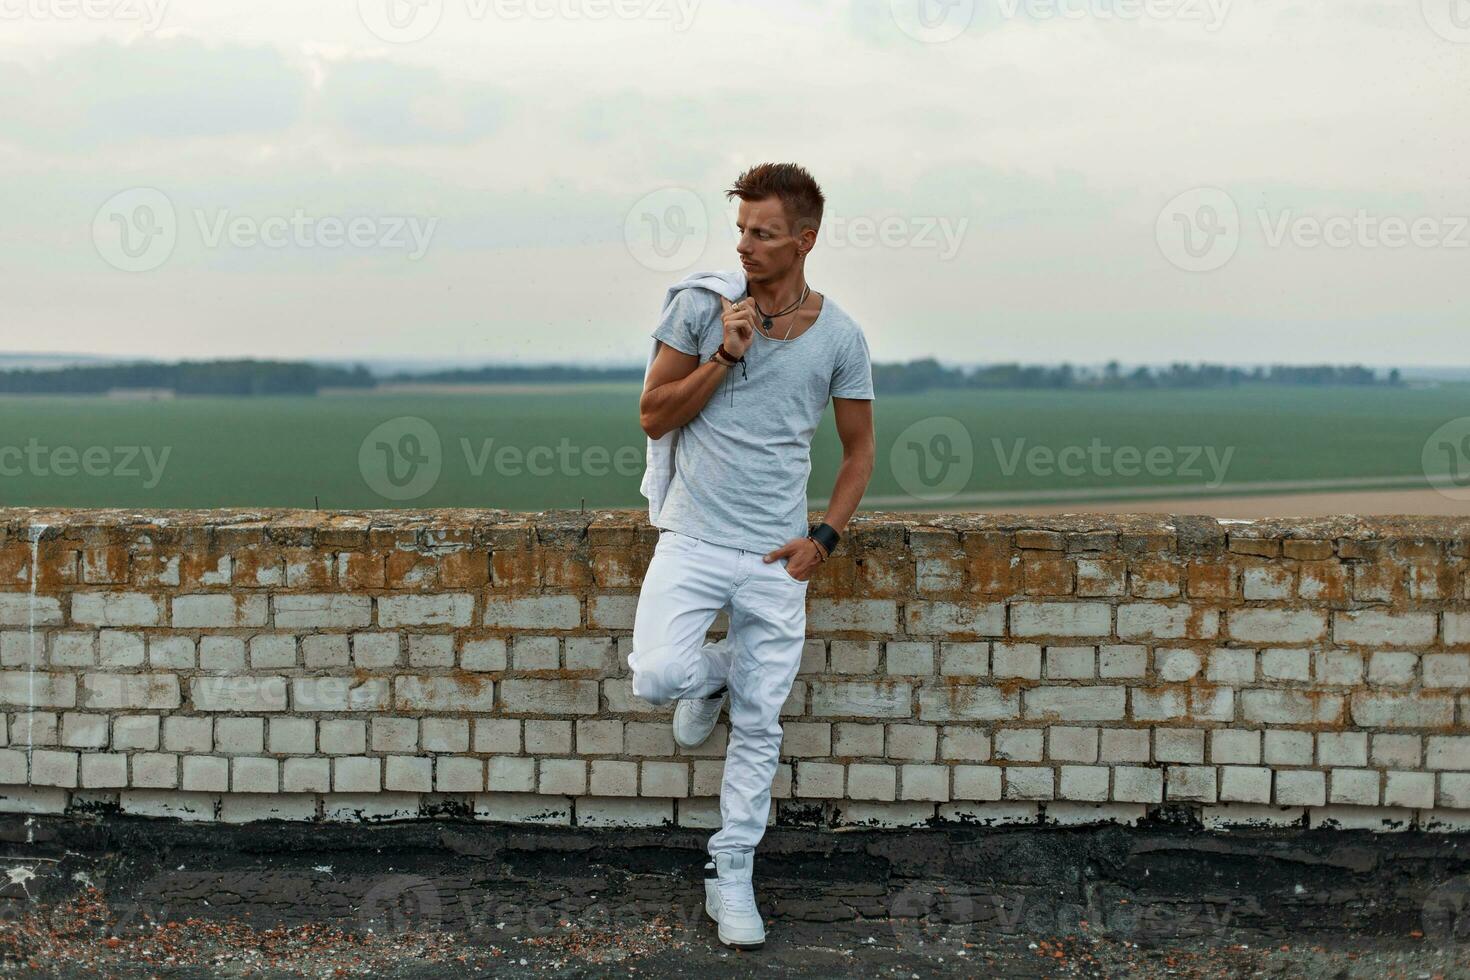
[629,528,810,856]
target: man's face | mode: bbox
[734,197,812,283]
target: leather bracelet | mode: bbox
[808,522,840,558]
[712,343,743,367]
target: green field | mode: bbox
[2,383,1467,510]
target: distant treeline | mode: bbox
[873,359,1400,393]
[385,365,645,384]
[0,357,1401,396]
[0,359,375,395]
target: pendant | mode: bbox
[762,317,773,331]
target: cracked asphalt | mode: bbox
[3,814,1469,977]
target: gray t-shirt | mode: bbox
[650,286,875,554]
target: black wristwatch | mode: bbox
[808,522,840,559]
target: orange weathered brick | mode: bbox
[490,550,540,591]
[590,549,644,589]
[959,530,1011,557]
[282,547,335,589]
[81,545,129,585]
[385,550,439,590]
[1282,539,1333,561]
[1393,539,1442,561]
[915,556,965,595]
[1015,530,1065,551]
[1351,562,1403,603]
[1337,538,1381,561]
[131,551,181,588]
[232,546,286,588]
[859,552,914,596]
[1228,536,1278,557]
[38,544,79,587]
[1077,558,1125,597]
[1406,562,1454,602]
[1298,561,1348,602]
[440,549,490,588]
[1129,561,1181,598]
[1023,558,1073,596]
[967,555,1018,597]
[539,552,591,590]
[179,550,232,589]
[909,527,961,557]
[337,551,386,589]
[1186,561,1234,599]
[0,545,31,586]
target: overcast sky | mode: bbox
[2,0,1467,367]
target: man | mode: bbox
[632,162,876,949]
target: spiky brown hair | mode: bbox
[726,162,825,237]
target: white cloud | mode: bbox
[0,0,1466,367]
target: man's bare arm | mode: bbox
[639,341,729,439]
[817,396,876,536]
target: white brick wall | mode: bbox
[5,513,1470,830]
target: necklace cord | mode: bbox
[730,282,808,406]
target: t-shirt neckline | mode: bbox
[752,292,827,344]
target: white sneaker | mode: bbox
[704,850,765,948]
[673,685,726,749]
